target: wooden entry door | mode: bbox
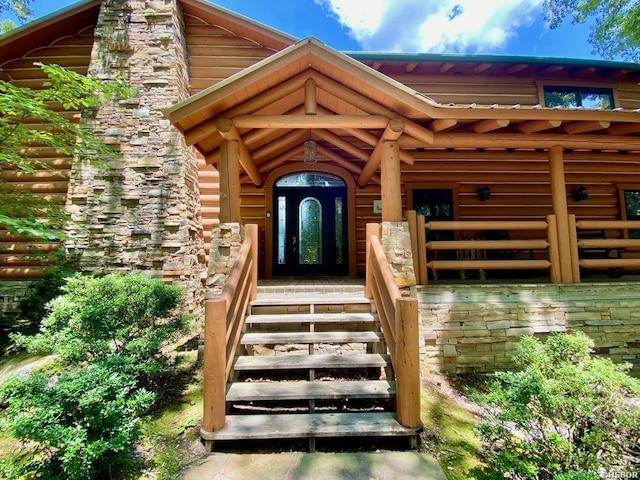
[273,173,348,276]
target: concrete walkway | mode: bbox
[182,451,447,480]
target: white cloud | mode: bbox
[315,0,544,53]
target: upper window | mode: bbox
[543,86,614,110]
[275,172,345,188]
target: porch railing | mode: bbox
[407,211,560,285]
[569,216,640,281]
[365,223,421,429]
[202,224,258,436]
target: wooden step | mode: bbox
[226,380,396,402]
[240,331,384,345]
[250,295,371,307]
[201,412,419,441]
[233,353,391,371]
[245,312,378,325]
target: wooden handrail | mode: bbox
[407,212,560,284]
[202,224,258,435]
[366,223,421,429]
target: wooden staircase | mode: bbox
[201,283,421,451]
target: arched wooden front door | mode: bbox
[273,172,348,276]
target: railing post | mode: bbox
[417,215,427,285]
[202,297,227,435]
[407,210,420,284]
[547,214,561,284]
[395,297,422,429]
[365,223,380,299]
[568,214,581,283]
[246,224,258,301]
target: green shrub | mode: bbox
[12,272,193,390]
[476,332,640,480]
[0,356,154,479]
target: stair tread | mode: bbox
[226,380,396,401]
[246,312,378,324]
[241,331,384,345]
[233,353,390,370]
[250,295,370,306]
[201,412,419,441]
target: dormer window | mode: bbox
[543,86,614,109]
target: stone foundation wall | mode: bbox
[0,281,33,323]
[64,0,205,316]
[418,283,640,376]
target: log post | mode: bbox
[365,223,380,299]
[547,214,561,283]
[246,224,259,300]
[395,297,422,429]
[548,146,573,282]
[417,215,427,285]
[219,139,241,223]
[381,140,402,222]
[202,298,227,435]
[406,210,420,284]
[568,214,581,283]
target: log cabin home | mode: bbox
[1,0,640,450]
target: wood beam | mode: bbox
[440,62,455,73]
[471,119,510,133]
[218,140,241,223]
[561,120,610,135]
[506,64,528,74]
[358,119,405,187]
[215,119,263,186]
[232,114,390,130]
[314,129,369,162]
[474,63,492,74]
[517,119,562,134]
[429,118,457,132]
[372,61,383,70]
[252,129,308,163]
[316,144,364,175]
[381,141,402,222]
[310,72,434,145]
[539,65,564,75]
[304,78,317,115]
[258,145,304,172]
[405,62,418,73]
[183,72,308,146]
[402,132,640,151]
[608,122,640,135]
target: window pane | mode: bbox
[277,196,286,264]
[276,172,345,187]
[335,196,343,265]
[299,197,322,264]
[544,88,577,108]
[580,91,612,109]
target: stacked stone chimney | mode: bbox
[65,0,205,315]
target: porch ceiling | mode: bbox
[165,38,640,187]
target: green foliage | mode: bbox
[0,63,132,240]
[542,0,640,62]
[16,263,76,325]
[13,272,192,390]
[0,357,154,480]
[0,0,32,33]
[476,332,640,479]
[1,273,193,479]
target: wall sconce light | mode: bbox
[572,186,589,202]
[304,139,317,164]
[478,186,491,201]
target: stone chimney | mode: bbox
[65,0,205,316]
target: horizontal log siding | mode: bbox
[0,26,94,280]
[184,15,277,95]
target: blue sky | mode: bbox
[22,0,610,61]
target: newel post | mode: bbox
[365,223,380,299]
[395,297,422,429]
[202,297,227,435]
[246,224,259,301]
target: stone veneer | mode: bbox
[205,223,244,298]
[418,283,640,376]
[64,0,205,315]
[380,222,416,289]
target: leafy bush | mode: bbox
[476,332,640,480]
[2,273,194,479]
[0,357,154,480]
[12,272,193,390]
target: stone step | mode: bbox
[200,412,419,442]
[240,331,384,345]
[233,353,390,371]
[226,380,396,402]
[245,312,378,325]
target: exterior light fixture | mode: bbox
[304,139,317,164]
[572,186,589,201]
[478,186,491,201]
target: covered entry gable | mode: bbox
[165,37,439,189]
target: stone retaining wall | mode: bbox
[418,283,640,376]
